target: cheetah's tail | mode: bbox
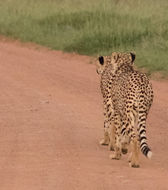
[139,122,152,159]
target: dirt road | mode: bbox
[0,40,168,190]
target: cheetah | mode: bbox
[96,52,154,167]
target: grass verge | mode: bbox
[0,0,168,74]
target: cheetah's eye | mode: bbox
[99,56,104,65]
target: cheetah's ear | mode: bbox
[99,56,104,65]
[130,52,136,62]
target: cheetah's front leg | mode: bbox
[99,118,111,146]
[99,130,110,146]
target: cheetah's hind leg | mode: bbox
[108,124,115,151]
[128,137,140,168]
[108,140,114,151]
[109,147,122,160]
[121,139,129,154]
[109,136,122,160]
[121,143,128,154]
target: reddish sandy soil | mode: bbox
[0,40,168,190]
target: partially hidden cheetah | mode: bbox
[96,52,154,167]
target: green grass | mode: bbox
[0,0,168,74]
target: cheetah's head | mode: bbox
[96,52,135,75]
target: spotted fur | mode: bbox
[96,52,153,167]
